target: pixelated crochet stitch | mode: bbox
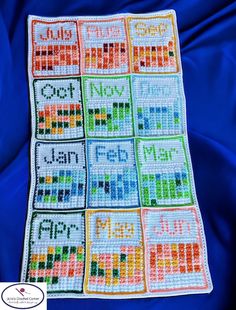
[127,15,179,73]
[85,209,146,294]
[27,212,85,292]
[21,10,212,299]
[79,18,130,75]
[34,141,86,209]
[132,75,184,136]
[142,207,209,292]
[136,136,194,207]
[87,139,140,208]
[32,20,80,77]
[34,78,84,140]
[83,76,134,137]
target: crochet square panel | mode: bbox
[136,136,194,207]
[27,212,85,293]
[82,76,134,137]
[142,207,209,293]
[87,139,140,208]
[33,78,84,140]
[34,141,86,209]
[79,18,130,75]
[84,209,146,294]
[127,15,179,73]
[132,75,184,136]
[32,20,80,77]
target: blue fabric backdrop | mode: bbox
[0,1,235,309]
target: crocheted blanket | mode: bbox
[21,10,213,299]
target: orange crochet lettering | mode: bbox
[39,27,73,41]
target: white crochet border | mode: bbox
[21,9,213,299]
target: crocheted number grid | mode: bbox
[85,210,145,294]
[34,142,86,209]
[21,10,212,298]
[28,212,85,292]
[34,78,84,140]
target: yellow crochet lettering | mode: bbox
[134,22,168,37]
[96,217,135,239]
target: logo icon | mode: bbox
[15,287,31,297]
[1,283,46,309]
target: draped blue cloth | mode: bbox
[0,1,235,309]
